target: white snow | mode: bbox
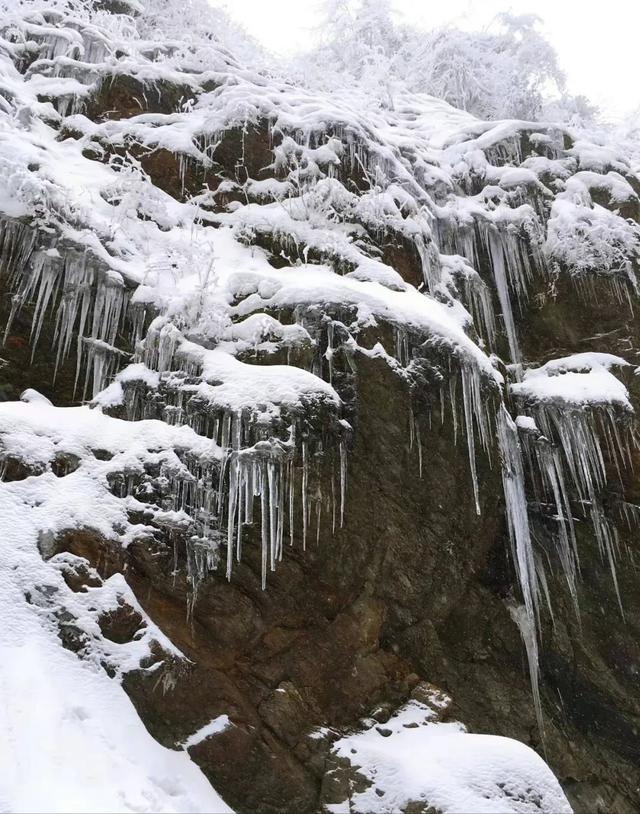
[331,700,572,814]
[0,470,232,814]
[0,399,219,477]
[515,415,538,432]
[182,716,231,750]
[511,353,631,408]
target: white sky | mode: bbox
[212,0,640,120]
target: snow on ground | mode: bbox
[330,700,572,814]
[0,471,231,814]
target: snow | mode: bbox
[182,716,231,750]
[0,468,232,814]
[515,415,537,432]
[173,340,341,414]
[0,399,219,475]
[511,353,631,408]
[0,1,638,804]
[331,700,572,814]
[545,195,640,288]
[228,261,496,376]
[566,170,639,204]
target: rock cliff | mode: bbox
[1,2,639,812]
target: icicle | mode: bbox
[497,406,544,734]
[54,253,92,378]
[261,462,268,589]
[29,252,61,358]
[91,275,125,346]
[288,461,295,546]
[464,275,497,352]
[438,216,541,365]
[302,440,309,548]
[226,454,238,581]
[268,460,277,572]
[409,405,415,451]
[460,364,488,515]
[339,436,347,528]
[449,377,458,445]
[277,461,285,562]
[590,504,625,618]
[521,433,580,617]
[236,460,244,563]
[522,401,632,608]
[331,471,336,534]
[415,235,442,293]
[80,338,121,399]
[325,321,334,384]
[315,495,321,546]
[497,407,539,622]
[484,227,522,363]
[510,602,545,739]
[395,327,409,366]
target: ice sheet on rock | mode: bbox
[331,700,572,814]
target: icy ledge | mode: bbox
[510,353,632,409]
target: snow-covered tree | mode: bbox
[404,14,565,120]
[295,1,574,121]
[291,0,403,107]
[134,0,265,68]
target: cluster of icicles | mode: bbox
[0,214,499,599]
[115,407,348,602]
[136,325,350,596]
[0,217,354,596]
[498,399,637,736]
[411,216,637,736]
[0,218,137,400]
[1,147,638,740]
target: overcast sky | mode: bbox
[212,0,640,120]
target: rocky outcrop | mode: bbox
[30,293,640,814]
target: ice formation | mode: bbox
[0,0,639,808]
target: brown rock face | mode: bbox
[44,333,640,814]
[52,351,500,813]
